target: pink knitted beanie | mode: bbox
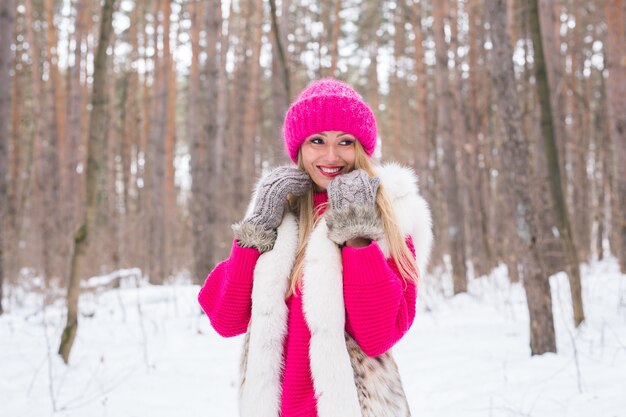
[283,78,378,163]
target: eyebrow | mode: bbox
[319,132,352,137]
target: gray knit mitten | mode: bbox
[233,166,311,252]
[326,169,384,245]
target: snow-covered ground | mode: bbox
[1,258,625,417]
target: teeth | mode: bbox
[320,167,341,174]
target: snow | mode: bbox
[2,258,625,417]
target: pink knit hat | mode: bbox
[282,78,378,163]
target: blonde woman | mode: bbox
[198,78,433,417]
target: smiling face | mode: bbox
[299,131,357,191]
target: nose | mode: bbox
[324,144,340,163]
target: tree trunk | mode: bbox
[410,0,429,180]
[243,0,263,177]
[529,0,585,326]
[433,0,468,293]
[67,0,87,266]
[538,0,567,184]
[270,0,291,101]
[24,0,52,283]
[452,0,487,278]
[41,0,65,283]
[189,0,206,283]
[328,0,342,77]
[467,0,494,277]
[594,103,608,260]
[362,1,381,149]
[138,3,150,274]
[389,5,404,162]
[147,0,167,284]
[270,0,291,165]
[486,0,556,354]
[214,2,229,260]
[604,0,626,272]
[10,60,21,228]
[196,0,223,277]
[163,0,176,278]
[44,0,67,187]
[59,0,116,364]
[206,0,222,251]
[231,0,252,215]
[118,1,140,267]
[10,64,36,287]
[106,33,118,271]
[569,1,591,261]
[0,0,16,315]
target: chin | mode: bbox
[313,178,329,192]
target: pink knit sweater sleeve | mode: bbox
[342,236,417,357]
[197,239,260,337]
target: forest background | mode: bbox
[0,0,625,361]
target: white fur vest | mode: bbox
[238,163,433,417]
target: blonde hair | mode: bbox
[285,141,418,297]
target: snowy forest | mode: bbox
[0,0,625,416]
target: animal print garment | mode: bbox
[346,333,411,417]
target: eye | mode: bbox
[339,139,355,146]
[309,137,324,145]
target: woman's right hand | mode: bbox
[246,166,311,229]
[233,166,311,252]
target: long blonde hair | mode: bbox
[285,142,418,297]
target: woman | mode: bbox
[198,78,433,417]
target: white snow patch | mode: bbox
[1,258,625,416]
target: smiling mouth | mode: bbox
[317,166,344,177]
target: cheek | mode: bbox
[341,149,356,169]
[300,151,318,176]
[303,164,317,179]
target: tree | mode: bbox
[189,0,207,284]
[408,0,428,179]
[67,0,87,247]
[486,0,556,354]
[433,0,468,293]
[0,0,16,315]
[243,0,264,179]
[23,0,53,283]
[604,0,626,272]
[59,0,117,364]
[529,0,585,326]
[463,0,495,278]
[269,0,292,164]
[41,0,64,283]
[326,0,342,77]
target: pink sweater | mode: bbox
[198,192,417,417]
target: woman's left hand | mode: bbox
[326,170,384,246]
[327,169,380,212]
